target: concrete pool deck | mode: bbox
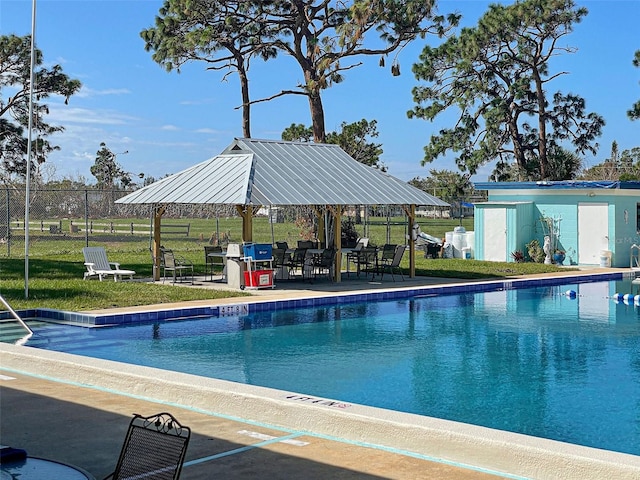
[2,268,640,479]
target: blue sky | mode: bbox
[1,0,639,184]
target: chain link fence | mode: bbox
[0,186,462,261]
[0,187,243,259]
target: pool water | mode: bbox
[21,278,640,456]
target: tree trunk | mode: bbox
[308,90,326,143]
[533,68,548,180]
[236,54,251,138]
[507,114,526,176]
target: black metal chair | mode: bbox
[204,245,224,281]
[380,244,397,262]
[103,412,190,480]
[373,244,397,278]
[297,240,316,249]
[345,242,364,276]
[377,245,406,281]
[286,248,307,277]
[272,247,291,268]
[312,248,336,281]
[160,248,194,284]
[351,246,378,278]
[272,247,291,280]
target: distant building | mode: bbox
[473,181,640,267]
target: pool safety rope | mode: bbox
[551,290,580,298]
[611,293,640,305]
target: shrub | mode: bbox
[526,239,545,263]
[511,250,525,263]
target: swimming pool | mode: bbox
[19,277,640,457]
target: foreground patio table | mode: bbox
[1,456,95,480]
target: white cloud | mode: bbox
[75,86,132,98]
[195,128,223,134]
[48,105,137,125]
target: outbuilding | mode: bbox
[473,180,640,267]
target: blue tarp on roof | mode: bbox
[474,181,640,190]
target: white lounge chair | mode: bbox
[82,247,136,281]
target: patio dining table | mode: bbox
[284,247,364,282]
[347,246,380,278]
[1,456,95,480]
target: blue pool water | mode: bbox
[21,278,640,456]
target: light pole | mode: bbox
[24,0,37,299]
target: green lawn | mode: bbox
[0,217,570,312]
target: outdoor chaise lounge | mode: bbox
[413,224,443,259]
[82,246,136,282]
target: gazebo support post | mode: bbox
[236,205,254,243]
[334,206,342,283]
[152,205,166,281]
[403,204,416,278]
[325,204,342,283]
[314,206,325,247]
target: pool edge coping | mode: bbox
[1,343,639,480]
[3,270,632,326]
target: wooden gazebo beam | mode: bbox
[236,205,255,243]
[402,204,417,278]
[315,205,342,282]
[152,204,166,281]
[325,205,342,283]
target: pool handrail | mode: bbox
[631,244,640,270]
[0,293,33,340]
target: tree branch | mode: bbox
[235,89,307,109]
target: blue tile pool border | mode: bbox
[3,271,634,327]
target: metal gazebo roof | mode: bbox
[116,138,449,207]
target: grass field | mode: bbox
[2,215,469,265]
[0,217,569,311]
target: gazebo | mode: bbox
[116,138,448,281]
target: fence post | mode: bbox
[130,222,134,235]
[3,187,11,256]
[83,189,89,246]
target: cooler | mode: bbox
[243,243,273,260]
[244,269,274,288]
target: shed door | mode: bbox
[483,208,507,261]
[578,203,608,265]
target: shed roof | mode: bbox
[116,138,448,207]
